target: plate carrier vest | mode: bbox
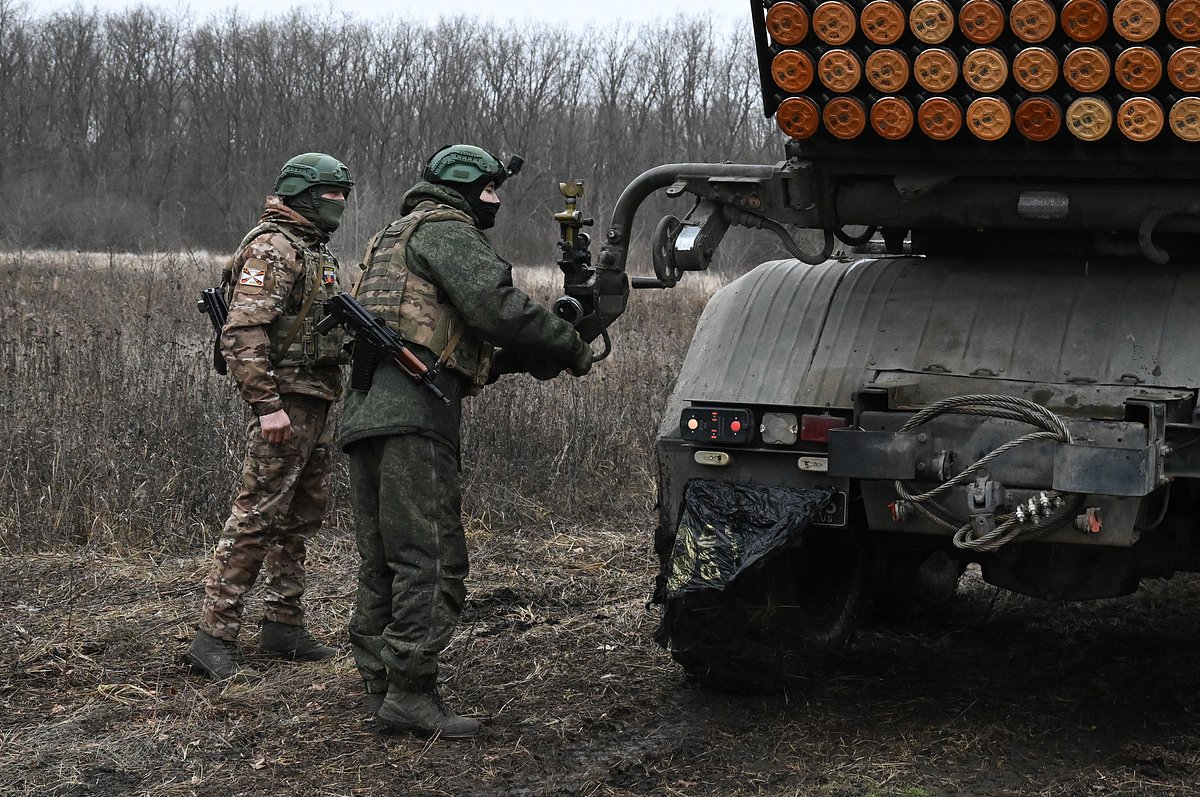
[352,201,494,394]
[224,222,349,368]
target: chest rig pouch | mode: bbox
[353,201,494,394]
[225,222,349,369]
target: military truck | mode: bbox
[554,0,1200,689]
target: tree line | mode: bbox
[0,2,780,262]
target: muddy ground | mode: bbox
[3,512,1200,797]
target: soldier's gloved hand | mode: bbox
[486,348,523,384]
[526,359,565,380]
[568,337,593,377]
[487,350,564,382]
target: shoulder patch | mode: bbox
[238,263,267,293]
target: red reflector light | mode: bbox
[680,407,754,444]
[800,414,848,442]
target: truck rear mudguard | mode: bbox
[656,254,1200,601]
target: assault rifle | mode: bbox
[197,287,229,375]
[316,292,451,406]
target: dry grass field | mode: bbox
[3,250,1200,796]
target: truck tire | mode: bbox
[867,548,966,624]
[662,531,869,693]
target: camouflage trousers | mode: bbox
[199,393,335,640]
[346,433,467,695]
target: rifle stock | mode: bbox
[197,287,229,375]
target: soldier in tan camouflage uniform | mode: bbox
[339,144,593,737]
[187,153,354,683]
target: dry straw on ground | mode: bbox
[0,249,718,551]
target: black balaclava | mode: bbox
[460,176,500,230]
[285,185,347,233]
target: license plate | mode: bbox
[813,491,848,527]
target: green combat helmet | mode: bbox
[275,152,355,197]
[274,153,354,233]
[423,144,509,187]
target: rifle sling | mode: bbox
[434,325,464,373]
[279,263,321,357]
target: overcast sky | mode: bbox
[27,0,743,30]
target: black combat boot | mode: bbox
[376,686,481,739]
[364,692,386,714]
[186,629,261,683]
[362,676,388,714]
[256,620,337,661]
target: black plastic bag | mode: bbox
[665,479,836,597]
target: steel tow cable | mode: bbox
[892,395,1085,552]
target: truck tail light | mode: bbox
[681,408,754,444]
[800,414,849,442]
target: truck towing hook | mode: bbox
[967,475,1007,537]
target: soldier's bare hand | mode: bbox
[260,409,294,445]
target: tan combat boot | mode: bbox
[376,687,481,739]
[186,629,260,683]
[256,620,337,661]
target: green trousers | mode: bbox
[347,433,468,694]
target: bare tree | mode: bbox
[2,8,777,262]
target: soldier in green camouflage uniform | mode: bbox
[339,144,592,737]
[187,153,354,683]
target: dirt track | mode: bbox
[3,513,1200,797]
